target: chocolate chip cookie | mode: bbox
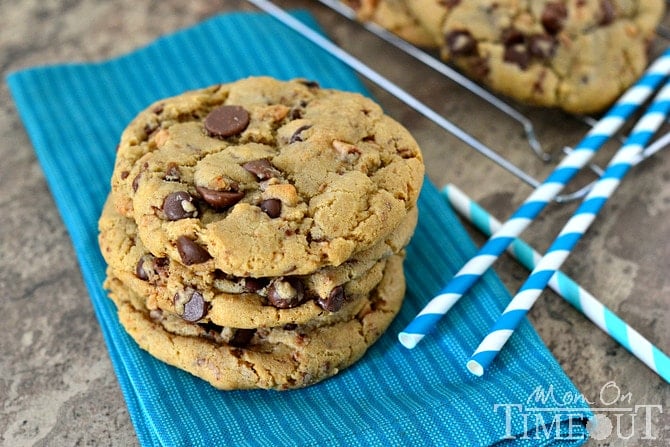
[111,77,423,277]
[342,0,665,114]
[341,0,437,47]
[100,77,424,390]
[99,197,417,328]
[104,253,406,390]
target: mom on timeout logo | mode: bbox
[493,381,664,443]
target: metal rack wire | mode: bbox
[246,0,670,202]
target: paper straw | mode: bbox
[442,184,670,384]
[398,48,670,349]
[467,80,670,376]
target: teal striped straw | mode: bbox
[398,48,670,349]
[467,80,670,376]
[443,184,670,384]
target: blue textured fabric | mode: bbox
[7,11,592,447]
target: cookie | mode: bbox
[105,258,387,329]
[111,77,424,276]
[104,253,406,390]
[341,0,665,114]
[341,0,437,47]
[99,197,417,327]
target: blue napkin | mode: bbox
[7,10,592,447]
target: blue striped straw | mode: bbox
[467,80,670,376]
[398,48,670,349]
[443,184,670,384]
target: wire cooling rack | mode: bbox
[245,0,670,203]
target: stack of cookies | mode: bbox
[99,77,424,390]
[340,0,665,114]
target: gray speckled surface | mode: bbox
[1,1,668,446]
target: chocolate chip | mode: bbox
[174,289,208,322]
[144,122,158,136]
[242,159,280,181]
[502,28,525,47]
[599,0,615,26]
[162,191,198,220]
[541,2,567,35]
[260,199,282,218]
[184,294,207,322]
[528,34,557,59]
[243,277,269,293]
[198,321,223,335]
[267,277,304,309]
[504,43,530,69]
[132,173,142,192]
[230,328,256,347]
[289,125,312,143]
[317,285,345,312]
[154,257,169,275]
[136,255,170,282]
[195,184,244,209]
[291,103,311,120]
[120,171,129,180]
[297,79,320,89]
[445,30,477,56]
[204,105,250,138]
[135,255,152,281]
[176,236,211,265]
[164,163,181,181]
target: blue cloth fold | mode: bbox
[7,10,592,447]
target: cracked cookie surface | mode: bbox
[342,0,665,114]
[111,77,424,277]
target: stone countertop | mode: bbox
[1,1,668,445]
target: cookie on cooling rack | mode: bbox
[342,0,665,114]
[339,0,437,47]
